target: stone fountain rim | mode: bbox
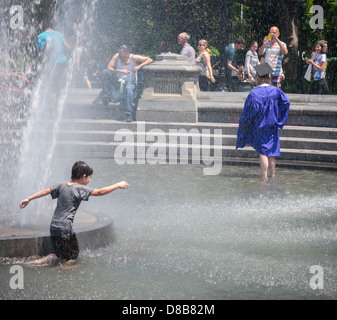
[0,211,111,240]
[0,211,114,258]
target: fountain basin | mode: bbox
[0,212,114,258]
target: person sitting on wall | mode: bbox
[92,45,153,122]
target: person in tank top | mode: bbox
[93,45,153,122]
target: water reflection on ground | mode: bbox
[1,160,336,299]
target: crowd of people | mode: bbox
[174,27,329,180]
[17,20,333,267]
[177,27,328,96]
[36,18,330,123]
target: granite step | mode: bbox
[55,138,337,163]
[56,128,337,152]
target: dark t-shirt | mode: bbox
[50,183,94,238]
[226,43,237,76]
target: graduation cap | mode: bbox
[253,62,273,77]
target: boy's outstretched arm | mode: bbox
[20,188,52,209]
[91,181,129,197]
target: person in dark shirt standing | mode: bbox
[225,37,246,91]
[20,161,129,266]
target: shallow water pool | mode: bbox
[1,160,336,299]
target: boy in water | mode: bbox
[19,161,129,265]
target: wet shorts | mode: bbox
[51,234,79,261]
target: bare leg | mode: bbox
[28,254,58,265]
[259,154,269,180]
[62,259,76,265]
[268,157,276,178]
[60,259,79,270]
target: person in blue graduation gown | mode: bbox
[236,62,290,179]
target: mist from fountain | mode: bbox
[0,0,98,226]
[1,1,337,300]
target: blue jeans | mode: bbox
[124,82,136,116]
[99,69,136,116]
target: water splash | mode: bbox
[0,1,98,224]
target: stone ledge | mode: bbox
[0,212,114,258]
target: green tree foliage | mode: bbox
[13,0,337,92]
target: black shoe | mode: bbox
[122,115,133,122]
[92,97,111,107]
[102,98,112,105]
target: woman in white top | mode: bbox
[306,41,329,94]
[244,41,260,80]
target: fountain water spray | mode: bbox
[0,0,98,225]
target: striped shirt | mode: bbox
[264,41,287,77]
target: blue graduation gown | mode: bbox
[236,85,290,157]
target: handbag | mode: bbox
[304,64,312,81]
